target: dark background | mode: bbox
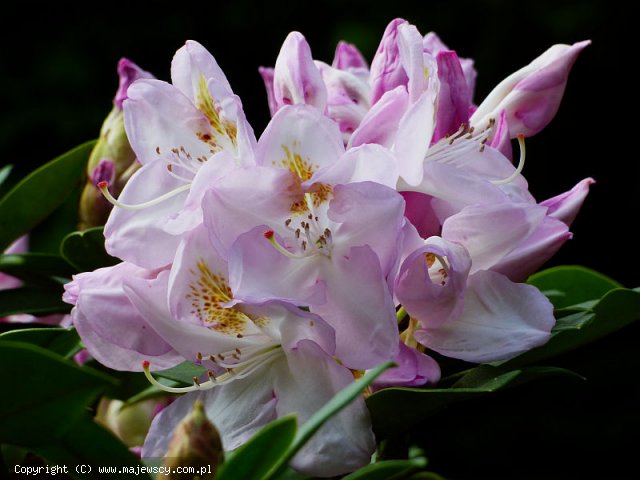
[1,1,637,478]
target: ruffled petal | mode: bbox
[417,270,554,362]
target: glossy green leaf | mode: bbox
[266,361,394,479]
[60,227,119,272]
[0,253,75,285]
[33,415,149,479]
[528,265,621,309]
[367,365,577,437]
[341,456,428,480]
[0,286,70,317]
[218,415,297,480]
[0,141,95,252]
[498,288,640,368]
[0,327,80,357]
[0,341,115,446]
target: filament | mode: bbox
[98,182,191,211]
[491,134,526,185]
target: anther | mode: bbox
[263,229,275,239]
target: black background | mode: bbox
[0,0,637,478]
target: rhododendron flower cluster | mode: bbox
[63,18,590,476]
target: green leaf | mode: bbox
[528,265,621,309]
[0,341,115,446]
[153,361,207,385]
[367,365,577,437]
[266,361,394,480]
[60,227,119,271]
[33,415,149,480]
[218,415,298,480]
[0,286,70,317]
[498,288,640,368]
[0,141,95,252]
[341,456,428,480]
[0,253,75,285]
[0,327,81,357]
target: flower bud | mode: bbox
[96,397,167,448]
[161,400,223,480]
[78,58,152,229]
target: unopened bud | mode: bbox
[96,397,167,448]
[79,58,152,229]
[162,400,223,480]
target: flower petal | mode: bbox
[143,366,278,457]
[441,202,547,273]
[104,160,187,268]
[314,245,399,370]
[273,32,327,111]
[256,104,344,175]
[276,340,376,477]
[540,177,595,227]
[417,270,554,362]
[471,41,590,137]
[67,263,181,371]
[123,79,214,166]
[432,51,471,142]
[396,237,471,328]
[170,40,232,101]
[373,342,441,389]
[348,86,409,149]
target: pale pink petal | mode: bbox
[417,270,554,362]
[143,367,278,457]
[540,177,595,227]
[471,41,590,137]
[492,216,572,282]
[348,86,409,149]
[393,89,437,186]
[432,51,471,142]
[370,18,409,104]
[313,245,399,370]
[333,41,368,70]
[441,202,547,273]
[258,66,278,116]
[273,32,327,111]
[256,105,344,173]
[395,237,471,328]
[309,144,398,189]
[104,160,187,268]
[123,79,214,166]
[276,340,375,477]
[170,40,232,101]
[373,342,441,389]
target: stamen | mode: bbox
[491,134,526,185]
[264,229,305,259]
[98,182,191,211]
[142,360,216,394]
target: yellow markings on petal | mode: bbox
[273,144,333,214]
[187,258,248,336]
[195,75,237,152]
[424,66,430,80]
[249,315,271,328]
[278,144,316,182]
